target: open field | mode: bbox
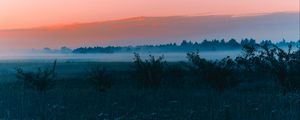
[0,61,299,120]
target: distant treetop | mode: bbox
[70,39,300,54]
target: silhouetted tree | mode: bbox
[187,51,240,92]
[227,39,240,48]
[87,66,112,92]
[133,53,166,89]
[15,60,57,119]
[16,60,57,92]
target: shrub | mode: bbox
[235,44,268,79]
[187,51,240,91]
[133,53,166,89]
[15,60,57,119]
[236,44,261,71]
[258,44,300,92]
[237,42,300,92]
[15,60,57,92]
[87,66,112,92]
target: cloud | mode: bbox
[0,12,299,50]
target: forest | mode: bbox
[72,39,300,53]
[39,39,300,54]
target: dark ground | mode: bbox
[0,62,299,120]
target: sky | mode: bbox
[0,0,299,29]
[0,0,299,50]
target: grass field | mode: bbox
[0,61,299,120]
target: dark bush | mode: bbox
[258,44,300,92]
[235,44,268,79]
[236,44,260,71]
[237,43,300,92]
[87,66,112,92]
[133,53,166,89]
[15,60,57,92]
[187,51,240,91]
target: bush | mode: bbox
[87,66,112,92]
[236,44,263,72]
[237,43,300,92]
[15,60,57,119]
[187,51,240,91]
[133,53,166,89]
[258,44,300,92]
[235,44,268,80]
[15,60,57,92]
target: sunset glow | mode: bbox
[0,0,299,29]
[1,1,300,118]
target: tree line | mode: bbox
[72,39,300,53]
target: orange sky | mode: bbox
[0,0,299,29]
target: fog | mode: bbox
[0,50,241,62]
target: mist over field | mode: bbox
[0,51,241,62]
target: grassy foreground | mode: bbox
[0,61,299,120]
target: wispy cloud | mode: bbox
[0,12,299,50]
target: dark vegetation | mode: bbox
[15,60,57,119]
[1,40,300,119]
[132,53,166,89]
[246,43,300,92]
[165,64,187,89]
[187,52,240,92]
[15,60,57,92]
[73,39,300,53]
[129,41,300,92]
[86,66,112,92]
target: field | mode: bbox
[0,61,299,120]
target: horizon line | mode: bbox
[13,38,300,51]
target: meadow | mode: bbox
[0,43,299,120]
